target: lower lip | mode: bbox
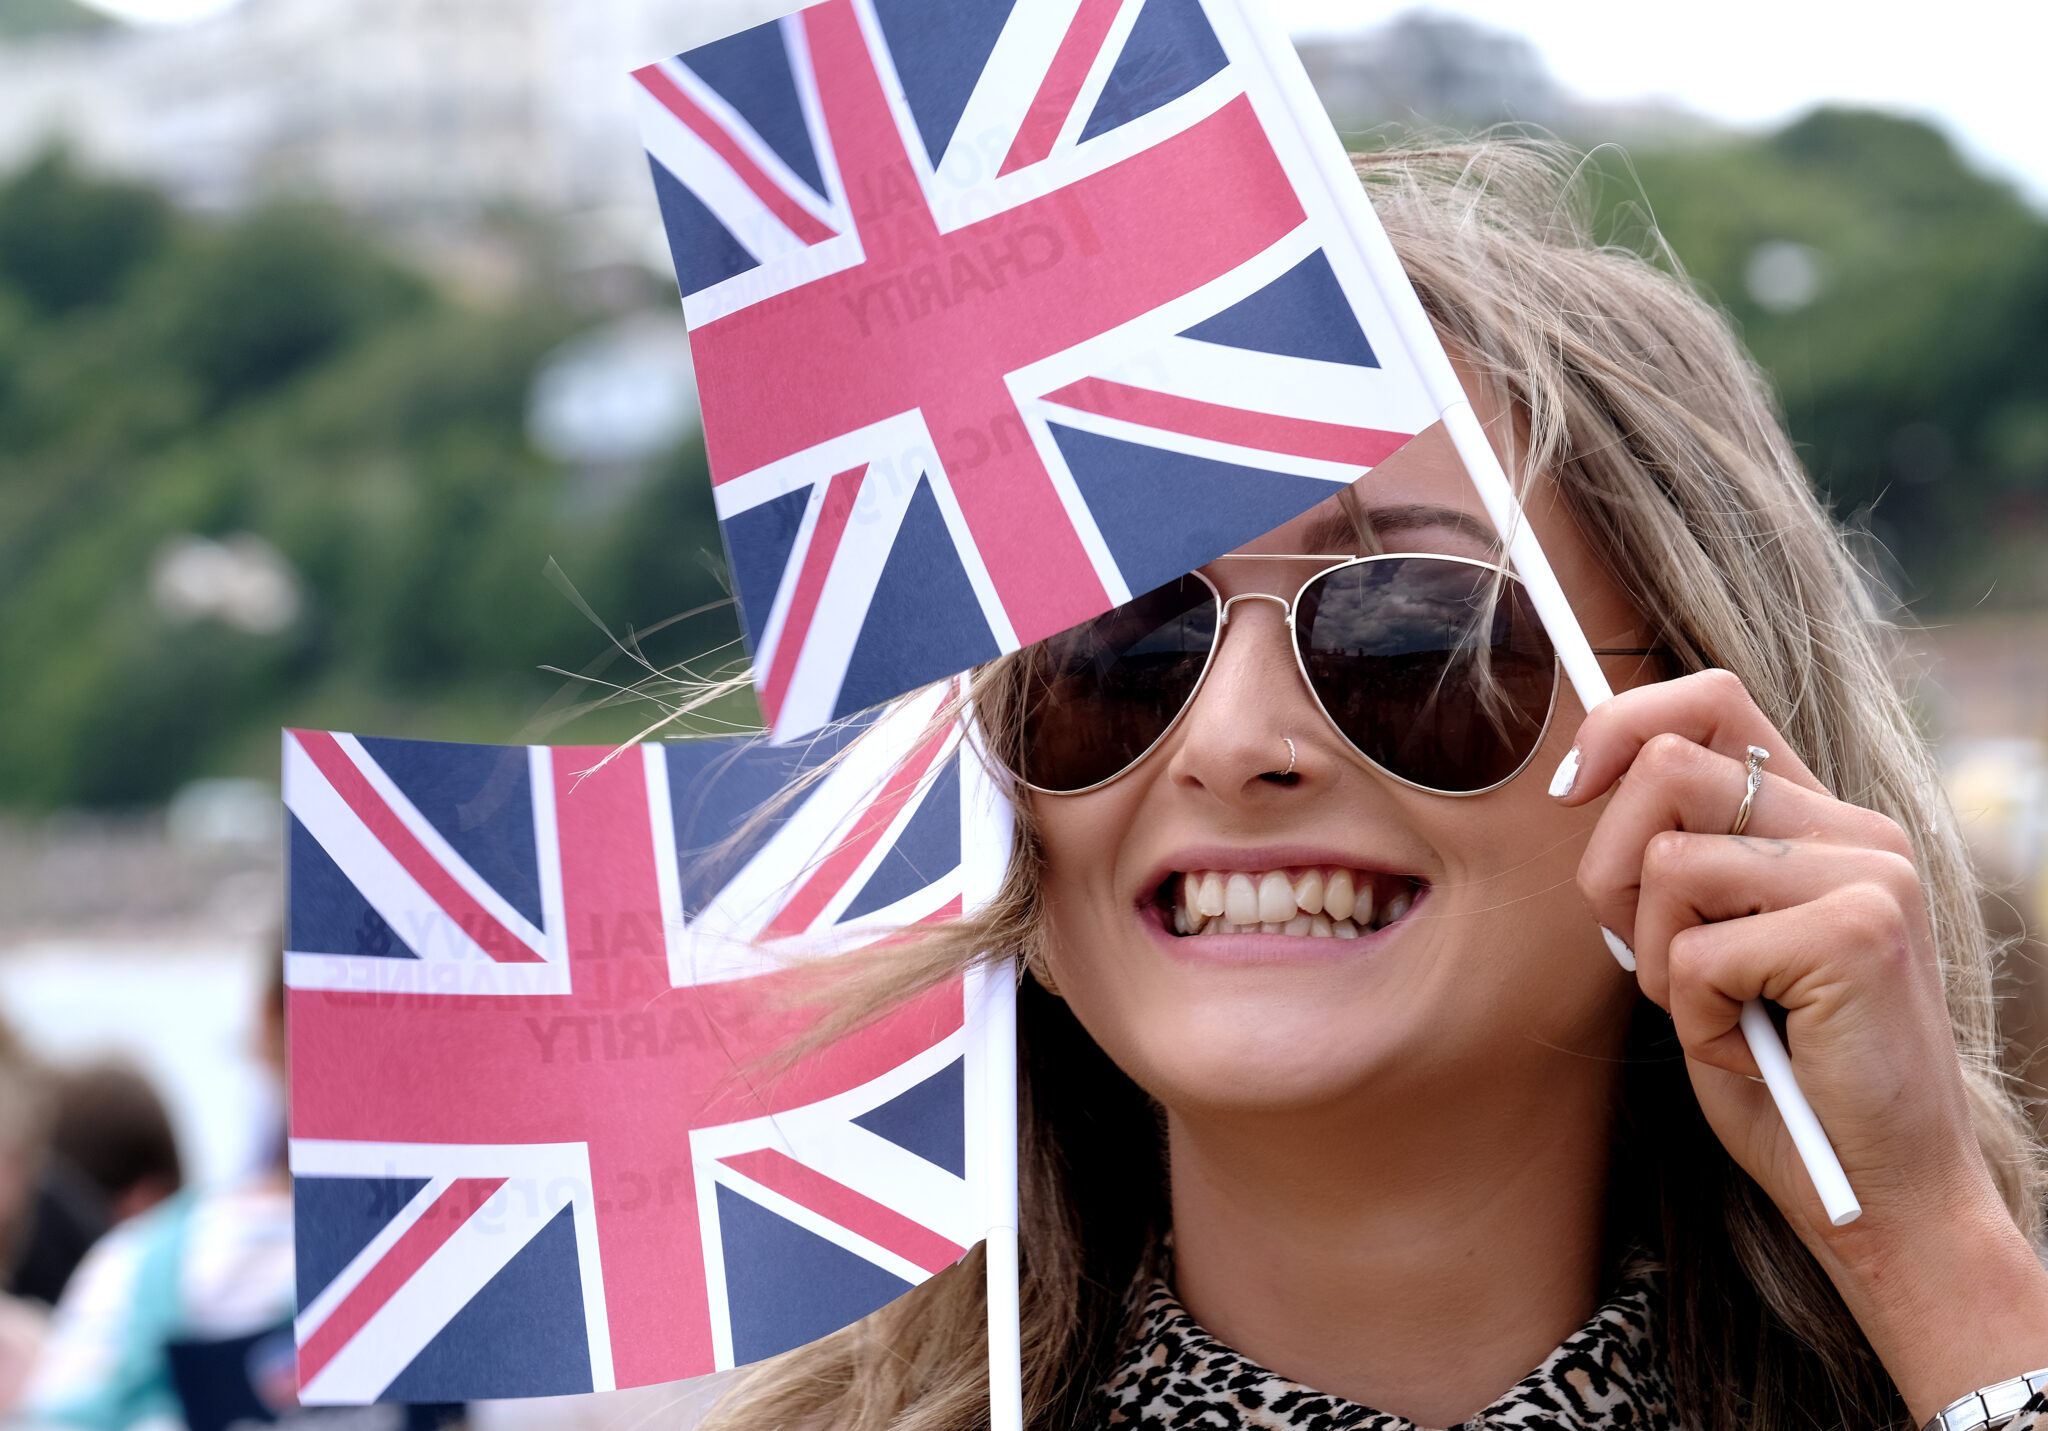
[1138,890,1426,965]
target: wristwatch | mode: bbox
[1927,1369,2048,1431]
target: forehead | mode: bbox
[1234,423,1502,556]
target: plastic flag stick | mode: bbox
[962,714,1024,1431]
[981,966,1023,1431]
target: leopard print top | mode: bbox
[1092,1272,1672,1430]
[1091,1275,2048,1430]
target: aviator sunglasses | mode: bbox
[1010,553,1656,797]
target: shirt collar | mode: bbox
[1096,1269,1673,1430]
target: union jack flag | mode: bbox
[634,0,1443,737]
[284,687,1013,1402]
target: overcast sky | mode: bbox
[1279,0,2044,207]
[73,0,2047,207]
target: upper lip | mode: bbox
[1135,845,1426,902]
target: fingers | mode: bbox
[1576,733,1913,962]
[1553,669,1829,806]
[1656,904,1817,1079]
[1623,830,1927,1016]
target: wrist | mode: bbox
[1822,1191,2048,1425]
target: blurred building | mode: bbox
[1294,12,1709,142]
[1924,615,2048,898]
[1297,11,1562,133]
[0,0,793,255]
[0,4,1720,241]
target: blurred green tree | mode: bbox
[1609,109,2048,603]
[148,206,430,411]
[0,164,735,808]
[0,147,171,317]
[0,0,111,38]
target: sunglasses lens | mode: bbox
[1297,558,1556,793]
[1017,575,1219,792]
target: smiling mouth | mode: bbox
[1158,868,1424,939]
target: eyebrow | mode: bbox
[1296,502,1502,554]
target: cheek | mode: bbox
[1030,788,1144,958]
[1424,791,1625,1047]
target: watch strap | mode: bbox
[1928,1369,2048,1431]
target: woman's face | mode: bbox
[1032,411,1655,1122]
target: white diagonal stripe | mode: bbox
[930,0,1086,191]
[663,51,838,228]
[285,735,507,967]
[333,733,551,961]
[637,75,813,265]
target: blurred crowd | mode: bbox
[0,953,298,1431]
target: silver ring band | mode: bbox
[1730,745,1769,837]
[1283,738,1297,778]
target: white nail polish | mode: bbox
[1548,747,1581,799]
[1601,926,1637,973]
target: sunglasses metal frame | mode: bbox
[1023,552,1657,799]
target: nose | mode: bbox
[1165,594,1326,799]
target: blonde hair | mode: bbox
[694,139,2043,1431]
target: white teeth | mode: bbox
[1257,871,1295,924]
[1292,868,1324,915]
[1170,868,1415,939]
[1224,873,1260,926]
[1324,869,1356,923]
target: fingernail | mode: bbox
[1600,926,1637,973]
[1548,747,1581,799]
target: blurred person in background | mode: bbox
[0,1017,52,1413]
[10,1063,185,1312]
[50,1064,185,1228]
[19,954,291,1431]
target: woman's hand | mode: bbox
[1555,668,2048,1424]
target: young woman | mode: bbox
[698,142,2048,1431]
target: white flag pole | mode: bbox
[960,706,1025,1431]
[982,963,1024,1431]
[1232,0,1859,1228]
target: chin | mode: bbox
[1090,970,1447,1117]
